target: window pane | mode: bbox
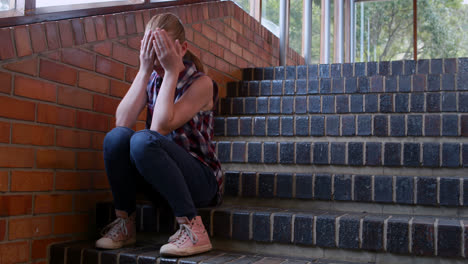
[0,0,13,11]
[36,0,119,8]
[232,0,250,13]
[355,0,413,62]
[261,0,279,36]
[417,0,468,59]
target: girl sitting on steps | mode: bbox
[95,13,222,257]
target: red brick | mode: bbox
[127,36,141,50]
[0,171,8,192]
[71,19,86,45]
[0,96,35,121]
[56,128,91,149]
[110,80,129,98]
[34,194,73,214]
[29,23,48,53]
[4,58,38,76]
[93,94,119,115]
[0,195,32,216]
[58,20,73,48]
[194,32,210,50]
[202,24,216,42]
[223,49,237,65]
[39,59,77,85]
[0,241,29,263]
[243,49,254,63]
[0,219,5,240]
[82,17,97,43]
[118,39,127,45]
[209,41,223,58]
[58,85,93,110]
[125,13,137,34]
[142,10,151,25]
[115,14,127,36]
[216,32,229,47]
[94,16,107,41]
[134,13,144,33]
[32,237,70,259]
[45,50,61,61]
[0,71,12,94]
[0,27,15,59]
[36,149,75,169]
[93,41,112,56]
[207,20,223,33]
[44,22,60,50]
[77,151,105,170]
[185,27,194,43]
[237,55,248,69]
[96,56,125,79]
[78,71,110,94]
[230,41,243,57]
[224,25,237,42]
[91,132,105,150]
[125,67,138,83]
[74,192,111,212]
[54,214,89,234]
[112,43,139,66]
[92,171,109,189]
[55,171,92,190]
[0,121,8,144]
[14,75,56,102]
[230,18,243,34]
[76,111,109,132]
[237,34,250,49]
[135,121,146,131]
[37,103,76,127]
[201,51,216,68]
[8,216,53,240]
[216,58,230,73]
[11,171,53,192]
[12,123,54,146]
[62,48,95,70]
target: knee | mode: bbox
[103,127,134,158]
[129,130,161,163]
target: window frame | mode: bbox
[0,0,218,27]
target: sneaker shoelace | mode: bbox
[173,224,199,246]
[100,217,128,239]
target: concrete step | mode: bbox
[240,58,467,81]
[218,92,467,116]
[49,240,372,264]
[214,114,468,138]
[214,140,467,169]
[222,171,468,210]
[94,202,468,261]
[227,75,466,98]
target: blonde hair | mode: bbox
[146,13,204,73]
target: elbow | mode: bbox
[150,120,172,136]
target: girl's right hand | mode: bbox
[139,30,155,75]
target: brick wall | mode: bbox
[0,1,304,263]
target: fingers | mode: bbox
[175,39,182,57]
[145,30,153,54]
[141,30,150,52]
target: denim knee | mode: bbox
[103,127,134,160]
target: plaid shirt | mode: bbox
[145,61,223,205]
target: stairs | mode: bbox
[49,58,468,264]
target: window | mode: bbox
[36,0,121,8]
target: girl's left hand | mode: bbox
[153,29,184,74]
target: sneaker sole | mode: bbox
[95,237,137,249]
[160,244,213,257]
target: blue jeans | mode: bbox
[103,127,218,219]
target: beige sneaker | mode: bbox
[160,216,212,257]
[95,210,136,249]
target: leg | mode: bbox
[97,126,138,249]
[129,129,218,219]
[103,126,139,215]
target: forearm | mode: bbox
[115,70,150,127]
[150,71,178,134]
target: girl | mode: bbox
[95,13,222,257]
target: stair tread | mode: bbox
[50,240,372,264]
